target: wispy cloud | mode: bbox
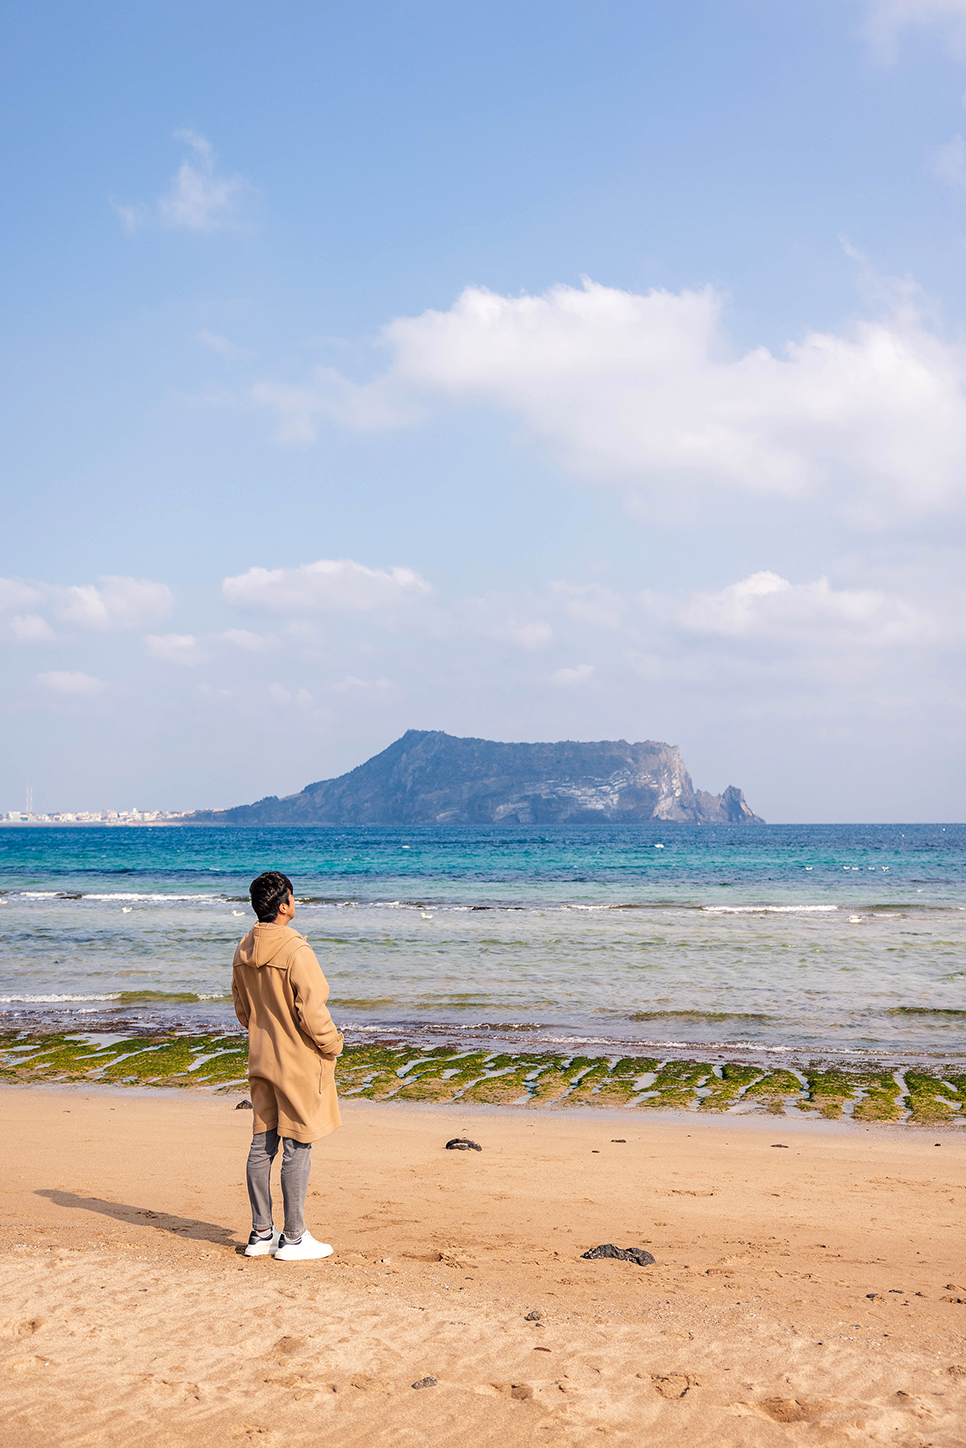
[144,633,204,665]
[35,670,105,695]
[859,1,966,63]
[552,663,595,684]
[114,131,250,235]
[934,134,966,187]
[197,329,257,362]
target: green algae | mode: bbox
[638,1059,714,1109]
[0,1031,961,1123]
[743,1070,806,1114]
[903,1069,962,1123]
[698,1063,763,1112]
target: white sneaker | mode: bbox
[244,1229,281,1257]
[274,1231,334,1262]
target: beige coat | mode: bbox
[231,922,344,1143]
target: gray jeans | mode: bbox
[246,1129,312,1241]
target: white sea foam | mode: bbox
[700,904,839,914]
[0,993,121,1002]
[18,891,229,903]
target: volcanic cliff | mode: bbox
[189,730,763,826]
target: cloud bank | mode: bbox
[0,575,173,642]
[254,279,966,525]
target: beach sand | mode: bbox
[1,1087,964,1446]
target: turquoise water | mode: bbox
[0,823,964,1064]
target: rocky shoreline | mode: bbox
[3,1030,964,1124]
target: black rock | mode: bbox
[445,1138,482,1151]
[412,1377,437,1389]
[581,1243,655,1266]
[235,1099,253,1110]
[524,1310,543,1321]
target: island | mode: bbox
[188,730,763,826]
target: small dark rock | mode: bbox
[581,1243,655,1266]
[770,1144,788,1149]
[524,1310,543,1321]
[235,1099,253,1110]
[412,1377,437,1389]
[445,1138,482,1151]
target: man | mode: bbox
[232,870,344,1261]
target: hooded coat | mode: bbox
[231,922,344,1142]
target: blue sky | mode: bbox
[4,0,966,819]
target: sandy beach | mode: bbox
[0,1087,964,1446]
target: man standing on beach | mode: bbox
[232,870,344,1261]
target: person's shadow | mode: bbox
[36,1190,240,1249]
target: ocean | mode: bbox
[0,822,963,1070]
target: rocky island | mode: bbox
[190,730,763,826]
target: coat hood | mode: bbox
[236,921,306,968]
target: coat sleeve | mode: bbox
[231,962,250,1029]
[289,946,344,1058]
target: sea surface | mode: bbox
[0,823,964,1066]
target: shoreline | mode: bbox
[2,1027,964,1126]
[4,1076,966,1141]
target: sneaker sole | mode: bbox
[274,1245,334,1261]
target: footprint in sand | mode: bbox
[757,1398,830,1423]
[491,1382,534,1400]
[647,1373,701,1399]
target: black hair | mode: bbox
[250,871,294,923]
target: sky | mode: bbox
[4,0,966,821]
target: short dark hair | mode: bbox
[250,871,294,922]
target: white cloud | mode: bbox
[9,614,55,643]
[144,633,204,665]
[251,368,423,443]
[197,329,257,362]
[332,675,392,692]
[665,570,946,648]
[223,629,268,651]
[268,683,313,707]
[57,577,174,631]
[0,579,41,611]
[457,596,554,649]
[553,582,625,629]
[254,278,966,525]
[35,670,104,695]
[935,134,966,187]
[222,558,432,612]
[859,1,966,62]
[0,574,173,642]
[552,663,595,684]
[115,131,249,235]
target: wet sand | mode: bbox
[1,1085,965,1446]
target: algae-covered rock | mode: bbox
[903,1069,961,1123]
[698,1063,762,1112]
[744,1070,806,1114]
[638,1060,713,1109]
[851,1072,904,1123]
